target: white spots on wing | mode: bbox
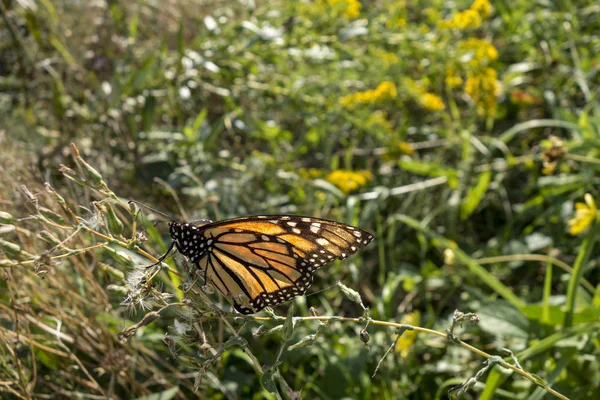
[311,223,321,228]
[292,228,301,234]
[286,221,297,227]
[310,226,319,234]
[351,246,357,251]
[316,238,329,246]
[235,229,243,233]
[353,231,362,237]
[276,238,286,243]
[269,220,279,224]
[261,235,270,241]
[301,217,311,222]
[207,239,213,245]
[281,216,291,220]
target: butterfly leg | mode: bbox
[145,241,175,269]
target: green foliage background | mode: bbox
[1,0,600,399]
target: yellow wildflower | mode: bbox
[373,49,400,68]
[445,74,463,88]
[316,191,328,202]
[395,18,407,28]
[465,67,500,117]
[340,81,397,108]
[326,170,372,194]
[397,141,415,155]
[458,38,498,67]
[472,0,491,19]
[568,193,597,235]
[395,312,420,358]
[450,9,481,29]
[366,110,393,133]
[299,168,325,179]
[442,0,492,29]
[401,79,445,111]
[375,81,397,99]
[326,0,361,20]
[419,93,445,111]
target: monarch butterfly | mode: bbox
[149,211,374,314]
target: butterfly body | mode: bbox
[167,215,374,314]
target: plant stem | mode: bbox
[251,315,570,400]
[564,222,599,327]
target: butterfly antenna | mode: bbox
[129,200,177,222]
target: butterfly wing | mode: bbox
[187,215,374,314]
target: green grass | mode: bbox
[1,0,600,399]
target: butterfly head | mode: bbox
[169,222,209,262]
[168,221,181,240]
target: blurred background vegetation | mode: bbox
[1,0,600,398]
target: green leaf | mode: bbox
[133,53,156,91]
[518,323,599,361]
[34,348,59,370]
[49,35,77,66]
[565,222,599,327]
[397,215,526,309]
[478,302,530,340]
[399,160,458,189]
[39,0,59,23]
[260,369,278,394]
[186,109,208,141]
[128,12,139,40]
[134,386,179,400]
[312,179,345,199]
[594,285,600,309]
[460,171,491,220]
[282,304,296,341]
[142,95,156,133]
[498,119,580,144]
[523,304,600,325]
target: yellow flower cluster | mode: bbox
[366,110,393,133]
[326,0,361,19]
[568,193,597,235]
[465,67,500,116]
[298,168,324,179]
[340,81,397,108]
[442,0,492,29]
[326,170,372,194]
[420,93,445,111]
[445,74,463,88]
[373,48,400,68]
[397,141,415,155]
[402,78,445,111]
[395,312,420,358]
[458,38,498,67]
